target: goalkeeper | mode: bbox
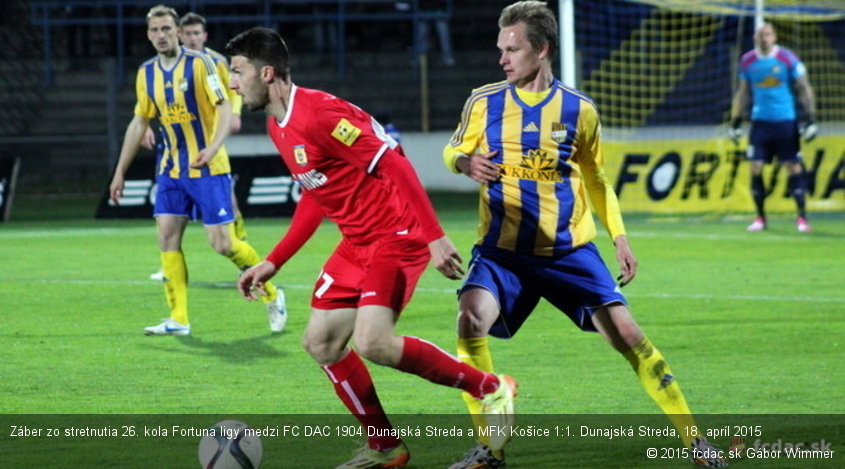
[729,22,817,233]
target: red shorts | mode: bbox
[311,232,430,312]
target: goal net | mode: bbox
[573,0,845,213]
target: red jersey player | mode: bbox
[225,27,517,468]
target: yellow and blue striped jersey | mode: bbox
[444,79,626,257]
[134,46,230,178]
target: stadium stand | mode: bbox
[3,0,505,192]
[4,0,844,207]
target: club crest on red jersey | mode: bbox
[293,145,308,166]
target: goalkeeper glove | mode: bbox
[799,117,818,143]
[727,117,743,145]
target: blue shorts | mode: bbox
[460,243,627,338]
[748,120,801,164]
[153,174,235,226]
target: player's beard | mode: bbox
[245,86,270,112]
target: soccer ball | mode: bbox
[198,420,263,469]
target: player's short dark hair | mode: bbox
[179,12,207,30]
[499,0,558,59]
[225,27,291,82]
[146,4,179,26]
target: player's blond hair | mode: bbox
[146,4,179,26]
[499,1,558,59]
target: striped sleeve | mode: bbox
[197,53,227,104]
[133,63,156,118]
[576,100,626,239]
[442,82,505,173]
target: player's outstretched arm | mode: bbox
[239,194,324,300]
[264,193,324,268]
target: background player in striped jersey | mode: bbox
[145,12,260,283]
[442,2,725,467]
[108,5,286,336]
[729,21,817,233]
[226,27,516,468]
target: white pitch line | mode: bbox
[0,226,154,239]
[0,226,829,243]
[2,278,841,304]
[628,231,820,242]
[622,291,844,304]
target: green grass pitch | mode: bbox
[1,193,843,467]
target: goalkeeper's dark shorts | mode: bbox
[748,120,801,164]
[458,243,627,339]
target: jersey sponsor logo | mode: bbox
[331,118,361,146]
[293,145,308,166]
[293,169,329,190]
[522,122,540,132]
[499,149,563,183]
[551,122,568,143]
[520,149,557,171]
[757,75,782,88]
[160,102,196,125]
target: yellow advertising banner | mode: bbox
[603,136,845,213]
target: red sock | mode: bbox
[322,349,400,451]
[397,336,497,399]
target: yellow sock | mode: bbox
[458,337,495,450]
[161,250,188,325]
[231,211,248,241]
[624,336,699,447]
[226,237,277,303]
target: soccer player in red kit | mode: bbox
[226,27,517,468]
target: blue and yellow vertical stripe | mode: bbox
[134,46,230,179]
[446,79,625,256]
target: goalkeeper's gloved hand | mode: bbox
[799,117,818,143]
[728,117,743,145]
